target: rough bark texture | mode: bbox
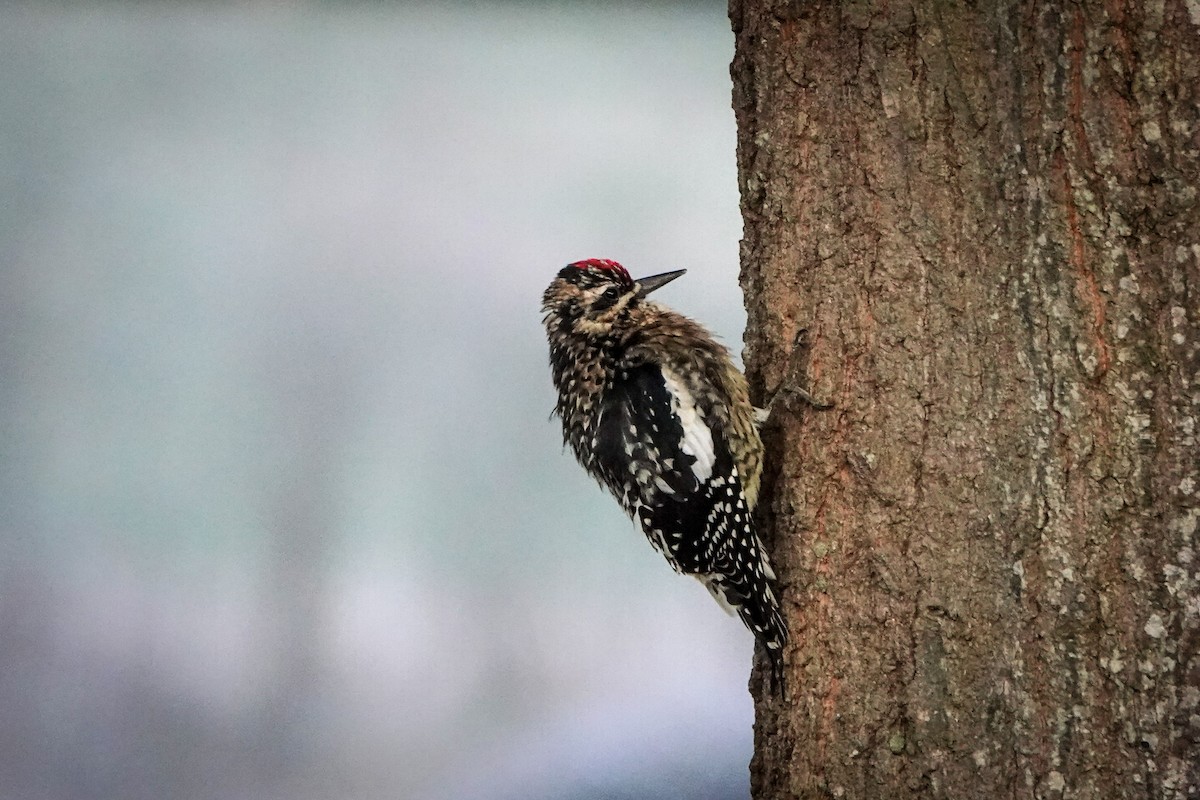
[730,1,1200,797]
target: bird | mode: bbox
[541,258,787,690]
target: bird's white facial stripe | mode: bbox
[660,366,715,482]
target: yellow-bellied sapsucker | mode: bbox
[542,258,787,688]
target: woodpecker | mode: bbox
[542,258,787,689]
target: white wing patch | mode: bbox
[659,366,715,482]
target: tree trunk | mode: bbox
[730,1,1200,797]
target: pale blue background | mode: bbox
[0,3,753,798]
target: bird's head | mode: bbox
[541,259,685,339]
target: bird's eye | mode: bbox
[591,284,623,312]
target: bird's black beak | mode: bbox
[635,269,686,298]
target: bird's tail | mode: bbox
[759,607,788,699]
[703,572,788,697]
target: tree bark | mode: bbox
[730,1,1200,797]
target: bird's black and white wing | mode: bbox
[593,362,787,659]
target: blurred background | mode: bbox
[0,3,754,798]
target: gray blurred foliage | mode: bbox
[0,3,753,799]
